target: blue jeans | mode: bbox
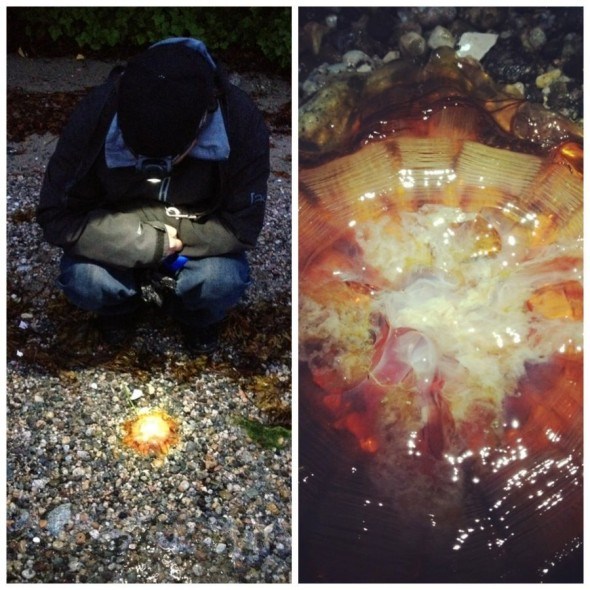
[57,253,250,327]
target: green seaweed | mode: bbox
[235,416,291,449]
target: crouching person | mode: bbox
[37,38,270,354]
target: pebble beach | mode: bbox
[6,56,292,583]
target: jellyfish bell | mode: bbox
[122,408,180,457]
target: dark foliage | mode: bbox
[7,6,291,73]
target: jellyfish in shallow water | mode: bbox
[122,408,180,457]
[299,47,582,583]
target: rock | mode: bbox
[192,563,204,576]
[536,68,562,89]
[302,21,329,56]
[342,50,372,70]
[399,32,427,58]
[9,509,30,532]
[383,50,401,64]
[456,32,498,61]
[405,7,457,28]
[428,26,455,50]
[46,503,72,536]
[266,502,280,515]
[522,26,547,52]
[22,568,36,580]
[31,478,48,492]
[461,7,506,30]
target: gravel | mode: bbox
[299,7,583,123]
[6,54,291,583]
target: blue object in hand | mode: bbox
[162,254,189,272]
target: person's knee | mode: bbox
[58,259,137,311]
[177,256,250,301]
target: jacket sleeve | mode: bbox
[37,86,171,268]
[177,93,270,258]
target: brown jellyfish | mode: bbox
[299,47,582,583]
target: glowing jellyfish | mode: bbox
[122,408,180,456]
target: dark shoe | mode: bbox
[96,312,137,346]
[181,323,221,355]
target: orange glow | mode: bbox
[527,280,583,320]
[122,408,180,456]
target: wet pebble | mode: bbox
[46,503,72,536]
[399,31,426,58]
[300,8,582,125]
[427,26,455,50]
[342,49,373,71]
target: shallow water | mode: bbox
[299,363,582,583]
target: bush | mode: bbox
[8,7,291,72]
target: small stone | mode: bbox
[215,543,227,554]
[192,563,204,576]
[46,503,72,536]
[178,480,190,493]
[22,569,36,580]
[522,26,546,52]
[456,32,498,61]
[266,502,280,515]
[411,6,457,28]
[428,25,455,50]
[382,50,401,64]
[342,50,372,70]
[461,7,504,30]
[503,82,525,98]
[31,478,48,492]
[536,68,562,89]
[399,32,426,58]
[302,21,328,56]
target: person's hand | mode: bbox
[164,224,183,255]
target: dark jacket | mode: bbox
[37,67,270,268]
